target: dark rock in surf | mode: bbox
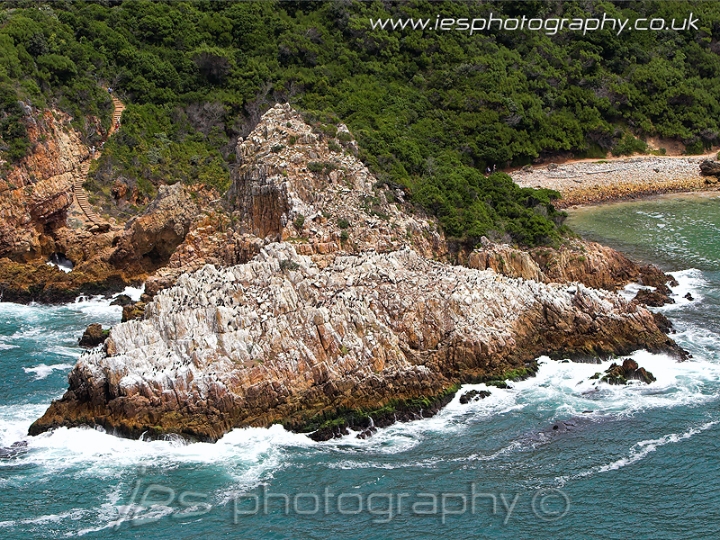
[459,390,491,404]
[634,288,673,307]
[110,294,133,307]
[78,323,110,348]
[600,358,656,385]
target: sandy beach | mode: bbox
[510,153,720,208]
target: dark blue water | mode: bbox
[1,194,719,539]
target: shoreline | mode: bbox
[510,153,719,209]
[561,185,720,210]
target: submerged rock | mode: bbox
[0,441,28,460]
[634,288,674,307]
[30,243,683,442]
[459,390,491,404]
[600,358,656,385]
[110,294,133,307]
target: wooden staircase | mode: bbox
[108,96,125,136]
[73,95,125,225]
[73,160,102,224]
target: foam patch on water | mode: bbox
[4,351,718,477]
[0,413,316,516]
[117,285,144,303]
[555,420,718,487]
[313,349,720,465]
[662,268,706,309]
[22,363,74,380]
[0,403,46,448]
[619,281,653,301]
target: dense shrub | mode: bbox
[1,0,719,246]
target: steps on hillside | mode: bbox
[72,96,126,226]
[73,160,102,224]
[109,96,125,135]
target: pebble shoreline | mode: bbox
[510,154,720,208]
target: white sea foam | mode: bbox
[4,351,718,477]
[554,420,718,487]
[661,268,706,308]
[22,363,74,380]
[116,285,145,303]
[619,281,653,301]
[328,351,720,452]
[595,421,717,474]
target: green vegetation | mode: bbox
[2,1,719,246]
[290,383,460,439]
[611,133,648,156]
[293,213,305,229]
[469,362,539,387]
[279,259,299,272]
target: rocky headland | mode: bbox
[27,104,686,442]
[29,241,682,442]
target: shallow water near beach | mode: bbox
[1,195,719,539]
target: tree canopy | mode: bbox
[1,0,718,247]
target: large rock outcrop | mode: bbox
[30,242,682,442]
[468,237,673,293]
[110,184,199,270]
[145,104,447,295]
[0,109,88,261]
[228,103,445,258]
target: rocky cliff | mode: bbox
[30,242,682,442]
[144,103,447,295]
[0,109,88,261]
[468,237,673,292]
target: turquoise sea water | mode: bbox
[1,193,719,539]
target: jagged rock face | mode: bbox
[467,239,544,281]
[30,242,681,442]
[111,184,199,269]
[469,237,671,292]
[142,103,447,296]
[0,110,88,261]
[227,103,446,258]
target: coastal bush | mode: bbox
[2,0,720,247]
[611,134,649,157]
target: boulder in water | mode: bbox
[110,294,133,307]
[634,288,674,307]
[459,390,491,404]
[600,358,656,385]
[0,441,27,459]
[78,323,109,348]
